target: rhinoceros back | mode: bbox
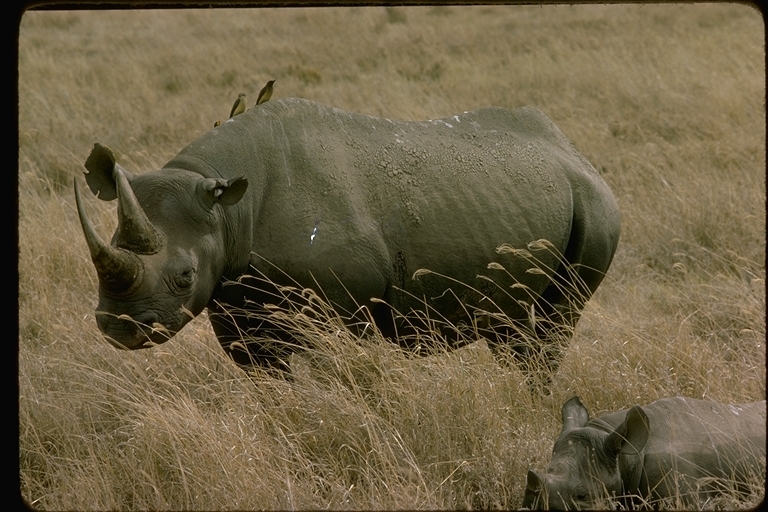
[635,397,766,501]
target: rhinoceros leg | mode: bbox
[496,290,583,393]
[208,304,293,372]
[483,322,565,393]
[494,201,615,390]
[483,275,597,391]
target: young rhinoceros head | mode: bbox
[523,396,649,510]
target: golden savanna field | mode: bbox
[18,4,765,509]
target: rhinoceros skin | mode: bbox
[76,98,620,371]
[523,396,766,509]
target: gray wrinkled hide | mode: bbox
[78,98,620,371]
[524,396,766,509]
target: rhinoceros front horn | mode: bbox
[75,178,144,296]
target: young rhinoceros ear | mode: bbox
[561,396,590,433]
[84,143,134,201]
[198,176,248,210]
[605,405,650,457]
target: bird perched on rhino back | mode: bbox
[229,93,246,118]
[256,79,275,106]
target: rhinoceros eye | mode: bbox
[572,490,589,503]
[174,268,196,289]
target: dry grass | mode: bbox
[18,4,764,510]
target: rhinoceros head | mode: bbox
[522,396,650,510]
[75,143,248,350]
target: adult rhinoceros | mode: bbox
[523,396,767,509]
[75,98,620,373]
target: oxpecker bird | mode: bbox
[256,80,275,106]
[213,120,221,127]
[229,93,246,118]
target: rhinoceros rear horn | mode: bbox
[75,178,144,295]
[83,143,161,254]
[113,167,163,254]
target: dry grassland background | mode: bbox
[18,4,765,510]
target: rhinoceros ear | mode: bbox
[198,176,248,209]
[84,143,135,201]
[605,405,649,457]
[561,396,590,432]
[84,143,117,201]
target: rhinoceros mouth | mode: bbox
[103,335,159,351]
[96,310,178,350]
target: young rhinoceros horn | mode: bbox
[75,178,144,296]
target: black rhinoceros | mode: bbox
[75,98,620,372]
[523,396,766,509]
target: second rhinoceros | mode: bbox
[524,396,766,509]
[75,98,620,373]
